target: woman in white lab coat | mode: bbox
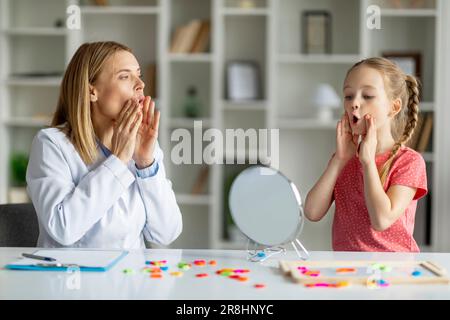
[26,41,182,248]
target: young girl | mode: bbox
[26,41,182,248]
[304,57,427,252]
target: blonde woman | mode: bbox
[26,41,182,248]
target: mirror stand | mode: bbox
[246,238,310,262]
[229,165,310,263]
[246,239,286,262]
[291,238,310,260]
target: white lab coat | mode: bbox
[26,127,182,249]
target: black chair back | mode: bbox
[0,203,39,247]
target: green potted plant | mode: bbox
[9,153,29,203]
[183,86,202,118]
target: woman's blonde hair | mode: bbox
[52,41,132,164]
[345,57,421,185]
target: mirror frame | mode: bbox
[228,165,306,247]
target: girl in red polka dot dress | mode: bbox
[304,57,427,252]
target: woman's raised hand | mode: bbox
[111,99,143,164]
[133,96,160,169]
[335,113,359,164]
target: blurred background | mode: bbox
[1,0,450,251]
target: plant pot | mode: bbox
[8,187,29,203]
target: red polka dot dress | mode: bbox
[332,146,427,252]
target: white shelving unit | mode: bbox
[80,6,161,15]
[364,0,439,251]
[278,54,362,64]
[168,53,212,62]
[4,76,62,87]
[0,0,447,251]
[0,0,71,205]
[4,28,68,36]
[380,8,437,17]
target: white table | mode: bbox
[1,248,450,300]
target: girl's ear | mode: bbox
[89,85,98,103]
[390,98,402,117]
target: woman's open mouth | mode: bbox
[352,114,360,124]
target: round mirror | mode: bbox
[229,165,308,259]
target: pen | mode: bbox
[22,253,56,262]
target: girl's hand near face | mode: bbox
[335,113,359,164]
[133,96,160,169]
[111,99,143,164]
[358,114,377,166]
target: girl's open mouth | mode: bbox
[350,113,367,135]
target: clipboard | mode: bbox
[5,249,128,272]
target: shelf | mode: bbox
[222,100,267,111]
[169,53,212,63]
[224,0,268,9]
[217,240,246,250]
[3,117,51,128]
[0,0,443,251]
[419,244,434,252]
[223,148,269,164]
[420,102,434,112]
[380,9,437,17]
[278,118,337,130]
[278,54,361,64]
[5,76,62,87]
[4,28,67,36]
[81,6,160,15]
[176,194,212,206]
[169,118,212,129]
[220,8,269,16]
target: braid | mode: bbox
[401,75,420,145]
[379,75,420,185]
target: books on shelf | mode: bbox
[191,165,209,195]
[406,113,425,150]
[191,21,211,53]
[144,63,157,98]
[176,20,202,53]
[93,0,108,5]
[416,113,433,153]
[170,20,211,54]
[10,72,63,78]
[406,112,433,153]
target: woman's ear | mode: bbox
[390,98,402,117]
[89,85,98,103]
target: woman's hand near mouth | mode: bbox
[111,99,143,164]
[133,96,160,169]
